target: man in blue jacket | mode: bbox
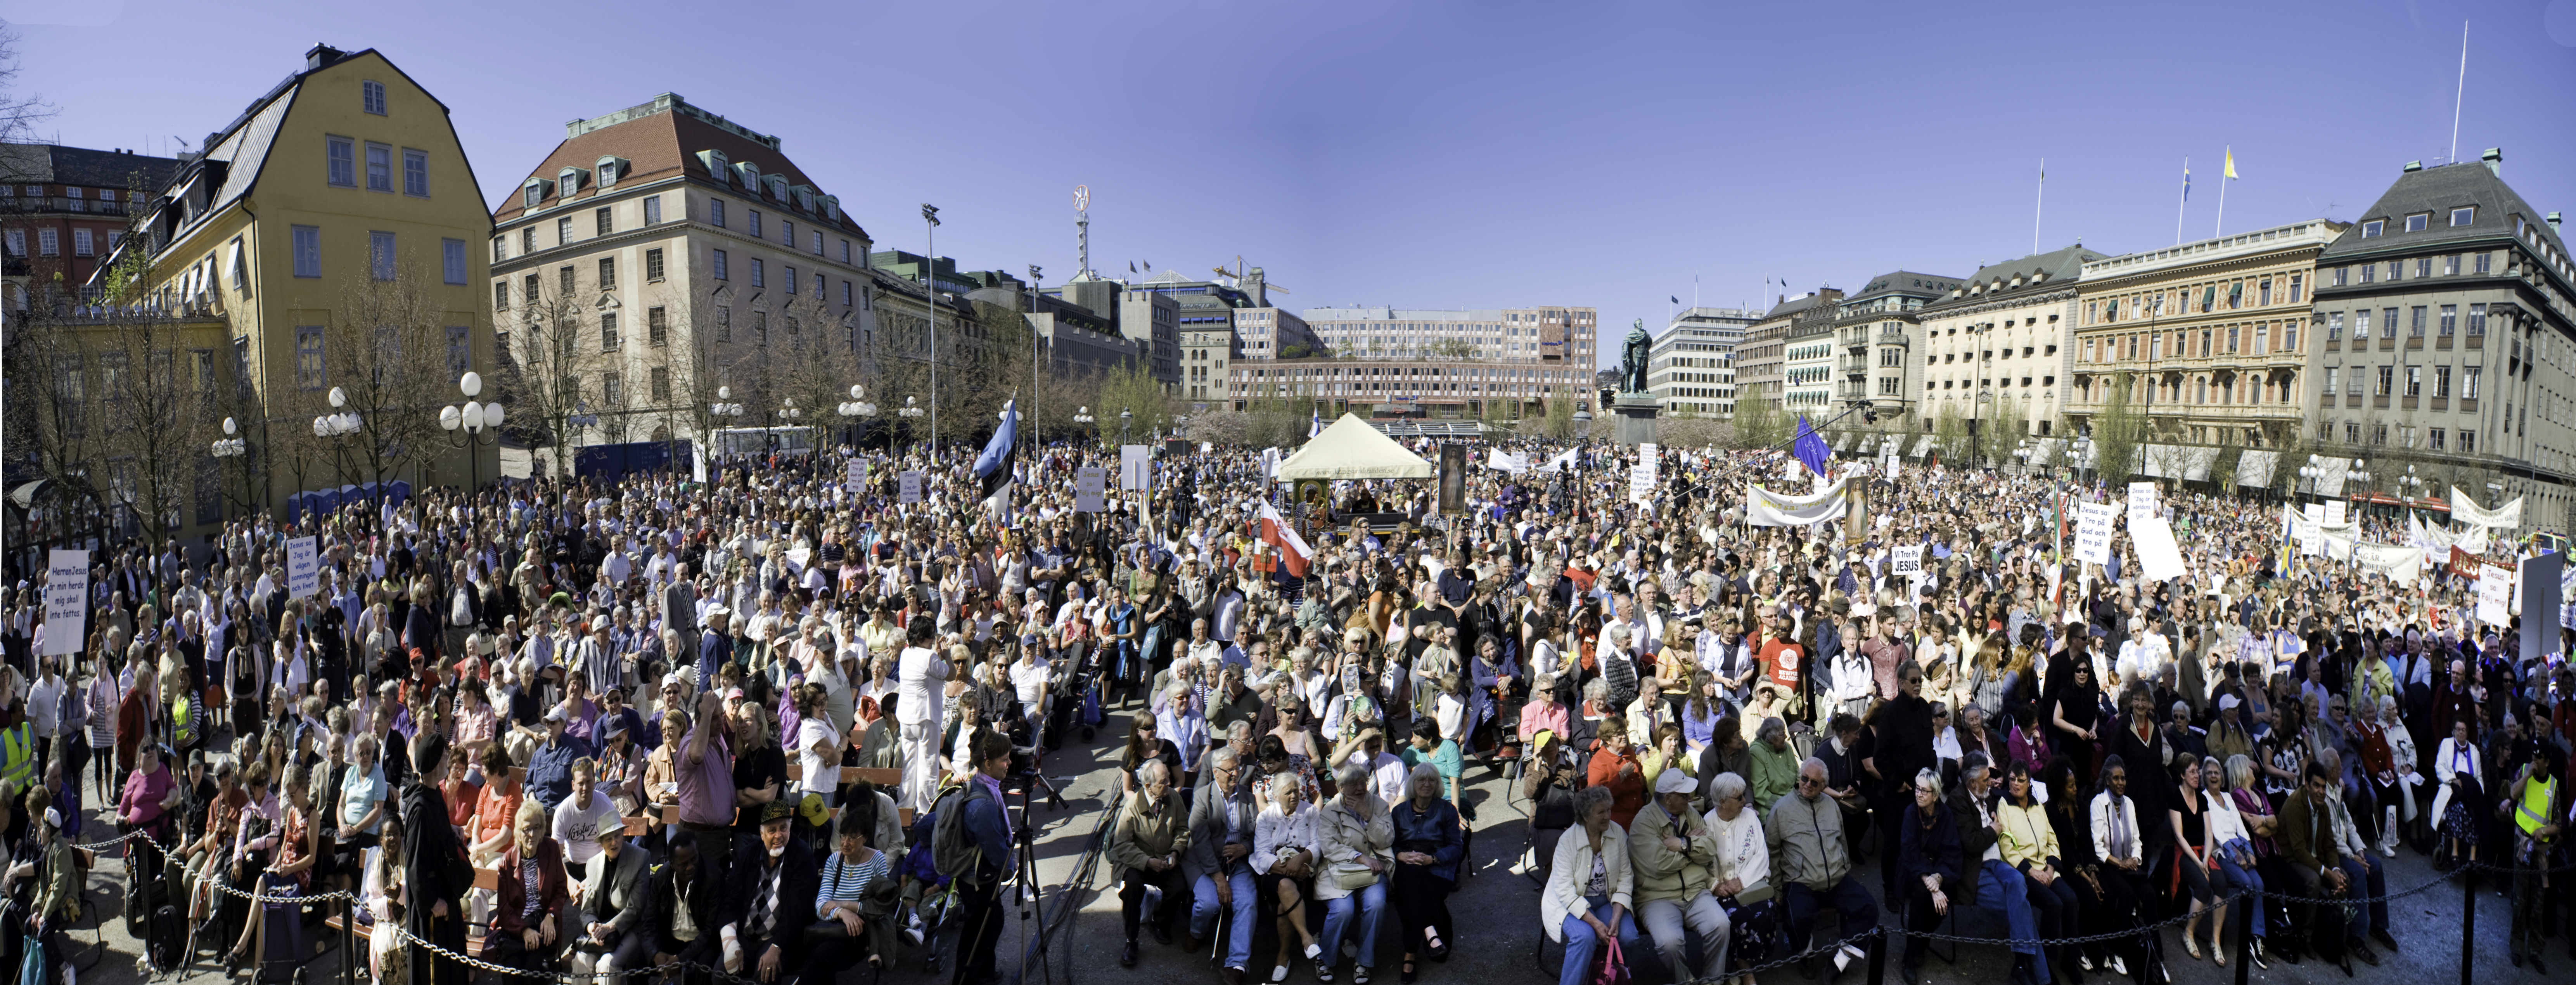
[954,731,1016,985]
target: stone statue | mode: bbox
[1620,319,1652,394]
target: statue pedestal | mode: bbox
[1611,395,1660,446]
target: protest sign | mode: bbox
[1074,466,1106,512]
[40,550,86,657]
[2477,562,2514,624]
[1121,445,1152,491]
[2323,500,2347,526]
[2131,515,2188,582]
[286,536,319,599]
[898,471,923,504]
[1890,545,1924,575]
[846,459,868,488]
[2073,502,2117,565]
[2128,482,2157,526]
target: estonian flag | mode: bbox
[973,400,1018,502]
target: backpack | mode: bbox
[929,780,995,882]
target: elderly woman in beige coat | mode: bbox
[1544,786,1647,985]
[1630,767,1731,982]
[1317,761,1394,983]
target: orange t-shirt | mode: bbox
[1759,637,1804,692]
[472,781,521,843]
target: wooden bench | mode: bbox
[784,764,896,786]
[324,867,500,959]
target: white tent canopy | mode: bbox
[1277,414,1435,480]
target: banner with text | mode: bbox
[2128,482,2158,526]
[1745,479,1849,527]
[1074,467,1106,512]
[2451,487,2524,529]
[2073,502,2117,566]
[285,536,319,600]
[898,471,923,504]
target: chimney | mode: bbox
[2403,161,2423,172]
[2483,148,2502,177]
[304,44,344,70]
[2550,212,2564,231]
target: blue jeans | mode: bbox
[1782,876,1881,953]
[2214,853,2267,938]
[1322,880,1387,970]
[1559,896,1645,985]
[1978,859,2046,981]
[1193,869,1258,969]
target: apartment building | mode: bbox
[1228,357,1592,419]
[1833,271,1961,422]
[2,144,182,310]
[1648,307,1759,416]
[1917,244,2106,439]
[1301,305,1597,366]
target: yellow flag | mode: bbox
[2224,147,2239,180]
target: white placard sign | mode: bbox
[2130,515,2189,582]
[285,536,320,600]
[846,459,867,488]
[1629,462,1657,505]
[2127,482,2157,526]
[40,550,87,657]
[897,471,924,504]
[2323,500,2348,526]
[1074,466,1106,513]
[1889,545,1924,575]
[2073,502,2117,565]
[2477,562,2515,624]
[1121,445,1151,492]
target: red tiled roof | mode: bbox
[488,107,866,241]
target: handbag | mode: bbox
[1330,864,1380,892]
[1592,935,1631,985]
[803,917,856,944]
[1730,880,1774,906]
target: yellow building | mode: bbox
[87,44,497,527]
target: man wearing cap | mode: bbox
[1631,767,1730,984]
[697,607,734,693]
[528,704,595,814]
[571,812,652,985]
[717,800,820,985]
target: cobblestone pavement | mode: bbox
[61,713,2572,985]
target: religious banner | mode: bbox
[1890,545,1924,575]
[2354,543,2425,587]
[1744,479,1849,527]
[2450,487,2524,529]
[2073,502,2116,565]
[40,550,86,658]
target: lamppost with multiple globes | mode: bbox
[709,386,746,464]
[438,372,505,494]
[837,385,878,448]
[313,386,363,496]
[898,396,925,454]
[211,416,249,517]
[1119,407,1133,445]
[1073,406,1095,445]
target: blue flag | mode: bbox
[973,400,1017,499]
[1792,414,1832,479]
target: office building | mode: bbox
[2308,150,2574,531]
[1301,305,1597,366]
[1833,270,1962,422]
[1733,292,1824,409]
[1227,357,1592,419]
[1646,307,1759,416]
[2069,220,2341,449]
[1917,244,2106,439]
[2,144,182,310]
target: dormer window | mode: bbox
[2406,213,2431,232]
[596,157,627,189]
[767,176,787,200]
[522,179,552,209]
[734,162,760,189]
[2361,220,2385,238]
[558,168,582,198]
[2451,206,2476,227]
[698,149,731,184]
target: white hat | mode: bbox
[1654,769,1697,795]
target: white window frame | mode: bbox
[327,136,356,187]
[365,142,393,192]
[362,80,387,115]
[403,148,429,196]
[292,225,320,277]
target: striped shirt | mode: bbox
[815,849,888,918]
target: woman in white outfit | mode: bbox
[1255,773,1324,982]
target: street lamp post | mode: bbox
[210,416,249,519]
[837,385,879,449]
[313,386,363,497]
[1073,406,1095,446]
[922,203,941,452]
[898,396,926,454]
[438,372,504,495]
[1119,407,1133,445]
[709,385,746,468]
[2298,455,2325,506]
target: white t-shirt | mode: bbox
[797,718,841,797]
[1010,658,1051,708]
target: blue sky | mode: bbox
[9,0,2575,367]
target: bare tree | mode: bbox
[324,258,457,494]
[497,264,612,476]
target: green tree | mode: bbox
[2089,372,2146,485]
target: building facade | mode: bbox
[2308,151,2575,531]
[1916,245,2105,442]
[83,45,499,523]
[1647,307,1759,416]
[2,144,182,311]
[488,93,895,457]
[1227,357,1593,419]
[1301,305,1597,366]
[2067,221,2341,448]
[1833,271,1960,422]
[1732,293,1822,409]
[1780,288,1846,412]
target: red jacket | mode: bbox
[494,839,571,938]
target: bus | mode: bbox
[709,426,818,459]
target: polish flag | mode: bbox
[1257,502,1313,578]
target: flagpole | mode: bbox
[2032,159,2045,257]
[2214,145,2229,239]
[2175,157,2189,246]
[2450,21,2469,164]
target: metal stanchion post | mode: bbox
[343,898,355,985]
[2232,894,2252,985]
[1867,931,1887,985]
[2461,869,2476,985]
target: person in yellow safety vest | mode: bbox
[2505,747,2565,971]
[0,719,35,796]
[171,690,197,755]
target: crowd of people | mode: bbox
[1,426,2573,985]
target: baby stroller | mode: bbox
[901,799,960,973]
